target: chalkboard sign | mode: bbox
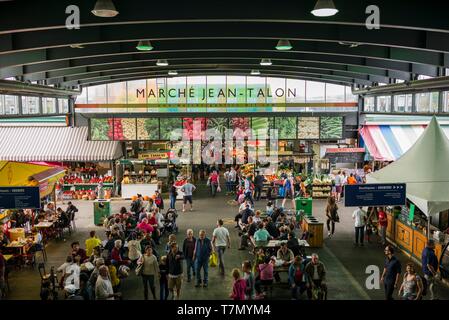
[325,148,365,164]
[0,187,41,210]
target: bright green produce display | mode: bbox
[275,117,297,139]
[160,118,182,140]
[137,118,159,140]
[320,117,343,139]
[90,118,112,141]
[207,118,228,136]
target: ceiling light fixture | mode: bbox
[91,0,119,18]
[70,44,85,49]
[168,70,178,76]
[136,40,153,51]
[276,39,292,51]
[251,70,261,76]
[260,59,272,66]
[311,0,339,17]
[156,59,169,66]
[338,41,361,48]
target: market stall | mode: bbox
[367,117,449,269]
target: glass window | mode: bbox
[376,96,391,112]
[345,86,358,103]
[364,97,375,112]
[325,84,345,102]
[22,96,40,114]
[167,77,187,105]
[0,95,4,115]
[246,76,266,104]
[226,76,246,104]
[147,78,167,104]
[443,92,449,113]
[418,75,432,80]
[394,94,412,113]
[306,81,325,102]
[107,82,127,113]
[266,77,286,104]
[42,97,56,114]
[4,95,18,115]
[416,92,439,113]
[58,99,69,113]
[75,88,87,104]
[206,76,226,104]
[88,85,107,104]
[395,79,405,84]
[187,76,207,104]
[286,79,306,103]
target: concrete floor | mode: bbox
[5,185,449,300]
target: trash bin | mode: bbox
[295,197,312,219]
[93,199,111,226]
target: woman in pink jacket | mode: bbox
[230,268,247,300]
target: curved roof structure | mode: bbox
[0,0,448,89]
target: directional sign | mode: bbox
[344,183,406,207]
[0,187,41,210]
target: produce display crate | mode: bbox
[63,183,114,191]
[312,184,332,198]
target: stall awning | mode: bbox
[360,124,449,161]
[0,127,122,162]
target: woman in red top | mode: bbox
[111,239,130,266]
[208,170,220,197]
[230,268,247,300]
[377,207,388,246]
[137,218,154,234]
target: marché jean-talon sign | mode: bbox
[136,87,297,100]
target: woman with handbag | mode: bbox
[136,246,160,300]
[325,196,339,238]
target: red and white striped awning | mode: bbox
[0,127,122,162]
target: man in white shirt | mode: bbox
[57,256,81,290]
[229,167,237,194]
[212,219,231,276]
[352,207,367,246]
[95,265,121,300]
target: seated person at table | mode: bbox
[0,231,10,251]
[111,217,125,234]
[271,208,283,224]
[89,246,103,265]
[56,208,70,227]
[240,205,254,225]
[45,202,56,217]
[278,226,290,241]
[110,240,130,266]
[266,201,274,217]
[103,233,115,257]
[71,241,88,263]
[138,209,148,223]
[287,232,304,257]
[255,256,274,295]
[289,256,308,300]
[265,217,279,239]
[277,243,294,266]
[137,218,154,235]
[275,213,287,228]
[253,223,272,247]
[238,216,257,250]
[85,231,102,257]
[57,255,80,290]
[253,210,262,224]
[239,200,253,213]
[124,213,137,231]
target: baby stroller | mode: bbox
[162,208,179,235]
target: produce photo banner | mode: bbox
[89,116,344,141]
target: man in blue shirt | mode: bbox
[193,230,213,288]
[381,245,401,300]
[422,239,439,300]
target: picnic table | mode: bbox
[266,239,310,248]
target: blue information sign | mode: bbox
[0,187,41,210]
[344,183,406,207]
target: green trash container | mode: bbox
[295,197,313,220]
[94,199,111,226]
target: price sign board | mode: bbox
[0,187,41,209]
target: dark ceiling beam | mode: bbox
[1,40,446,74]
[0,0,448,35]
[2,22,449,56]
[23,59,390,84]
[70,73,362,90]
[14,50,422,81]
[58,68,363,88]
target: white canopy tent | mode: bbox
[367,116,449,217]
